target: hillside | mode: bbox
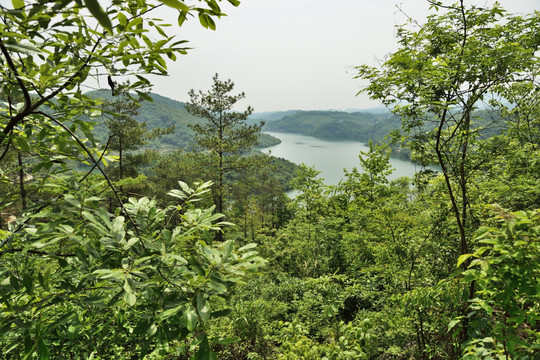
[260,109,507,151]
[86,91,407,150]
[248,110,301,123]
[262,110,402,144]
[85,90,278,149]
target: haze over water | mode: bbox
[261,132,423,186]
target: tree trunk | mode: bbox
[119,137,123,180]
[18,152,27,210]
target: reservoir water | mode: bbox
[261,132,423,186]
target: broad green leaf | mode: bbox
[12,0,24,9]
[83,0,113,34]
[123,237,140,250]
[159,0,189,12]
[238,243,257,252]
[159,305,184,320]
[16,136,30,152]
[37,339,50,360]
[195,335,218,360]
[185,307,198,331]
[67,323,82,340]
[196,294,211,322]
[207,276,227,293]
[117,12,127,27]
[22,273,33,295]
[5,42,46,55]
[447,318,461,332]
[221,240,234,262]
[457,253,474,268]
[178,11,188,27]
[123,290,137,306]
[9,275,20,290]
[146,322,158,337]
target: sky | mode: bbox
[148,0,540,113]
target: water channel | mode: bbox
[261,132,424,186]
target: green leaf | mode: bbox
[83,0,113,34]
[117,12,127,27]
[195,335,218,360]
[5,42,46,55]
[198,12,208,29]
[123,291,137,306]
[457,253,474,268]
[146,322,158,337]
[12,0,24,9]
[159,0,189,12]
[228,0,241,6]
[67,323,82,340]
[9,275,20,290]
[221,240,234,262]
[37,339,50,360]
[178,11,188,27]
[447,318,461,332]
[16,136,30,152]
[159,305,184,320]
[123,237,140,250]
[196,294,211,322]
[238,243,257,252]
[22,273,33,295]
[207,276,227,293]
[184,307,198,331]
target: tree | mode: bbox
[356,1,540,356]
[356,0,540,258]
[0,1,266,359]
[185,74,264,222]
[103,85,174,181]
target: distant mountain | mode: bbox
[249,110,301,123]
[345,105,390,114]
[263,110,402,144]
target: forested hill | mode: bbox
[248,110,301,122]
[86,90,405,149]
[86,89,199,149]
[260,109,506,147]
[86,90,280,149]
[261,110,402,144]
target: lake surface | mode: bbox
[261,132,423,186]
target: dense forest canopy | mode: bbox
[1,1,539,360]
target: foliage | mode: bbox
[185,74,264,218]
[102,85,174,181]
[0,180,265,358]
[0,0,271,359]
[87,90,202,151]
[356,1,540,256]
[457,206,540,359]
[2,0,540,359]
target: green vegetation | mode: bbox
[88,89,281,150]
[185,73,264,221]
[263,110,400,143]
[262,109,508,161]
[102,85,175,181]
[1,1,539,360]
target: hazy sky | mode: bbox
[148,0,540,112]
